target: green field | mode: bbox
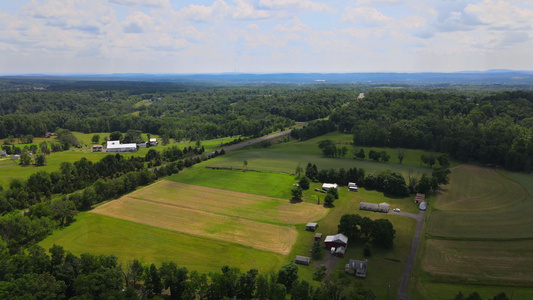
[39,212,286,274]
[205,132,434,179]
[414,165,533,299]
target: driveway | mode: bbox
[389,209,425,300]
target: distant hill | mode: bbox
[2,70,533,85]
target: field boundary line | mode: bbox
[424,234,533,242]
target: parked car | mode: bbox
[393,208,400,212]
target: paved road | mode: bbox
[389,209,426,300]
[204,125,304,157]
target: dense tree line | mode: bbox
[329,90,533,171]
[0,84,356,141]
[303,161,448,197]
[338,214,396,249]
[290,120,336,141]
[0,239,376,300]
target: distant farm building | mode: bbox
[137,143,147,149]
[359,202,390,213]
[419,201,428,211]
[358,93,365,99]
[92,145,103,152]
[348,182,358,192]
[0,150,6,158]
[106,140,137,153]
[322,183,338,191]
[306,222,318,232]
[149,138,158,146]
[44,132,56,138]
[324,233,348,248]
[314,233,323,241]
[11,154,20,160]
[345,259,367,277]
[294,255,311,266]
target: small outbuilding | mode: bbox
[324,233,348,248]
[306,222,318,232]
[415,193,425,204]
[149,138,158,146]
[295,255,311,266]
[334,246,346,258]
[419,201,427,211]
[348,182,358,192]
[359,202,390,213]
[345,259,367,277]
[314,233,323,241]
[322,183,338,191]
[11,154,20,160]
[0,150,6,158]
[92,145,103,152]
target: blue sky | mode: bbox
[0,0,532,74]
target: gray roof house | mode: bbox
[345,259,367,277]
[295,255,311,266]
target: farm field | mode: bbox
[415,165,533,299]
[91,180,327,255]
[39,212,286,274]
[205,132,435,178]
[426,166,533,239]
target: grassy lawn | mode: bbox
[39,212,286,274]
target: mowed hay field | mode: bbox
[417,165,533,298]
[92,180,327,255]
[426,165,533,239]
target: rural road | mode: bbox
[204,123,305,157]
[389,209,426,300]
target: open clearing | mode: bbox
[39,212,285,274]
[92,180,327,255]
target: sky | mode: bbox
[0,0,532,74]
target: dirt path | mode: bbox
[390,209,425,300]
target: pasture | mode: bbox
[39,212,286,274]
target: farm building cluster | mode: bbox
[92,138,158,153]
[295,222,367,278]
[415,193,427,211]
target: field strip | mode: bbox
[422,238,533,285]
[91,195,298,255]
[119,180,327,225]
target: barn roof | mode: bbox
[107,140,137,149]
[325,233,348,244]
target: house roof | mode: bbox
[295,256,311,263]
[322,183,338,189]
[346,259,367,274]
[306,222,318,227]
[107,140,136,149]
[149,138,157,142]
[324,233,348,244]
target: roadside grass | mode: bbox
[39,212,286,274]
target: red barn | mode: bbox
[324,233,348,248]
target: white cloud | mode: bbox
[341,6,394,25]
[108,0,171,8]
[465,0,533,30]
[258,0,334,13]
